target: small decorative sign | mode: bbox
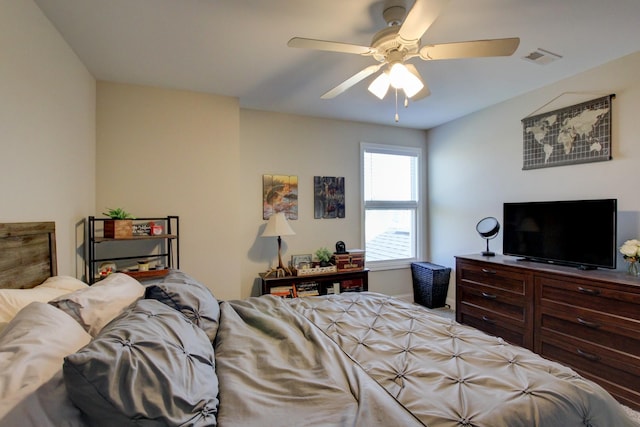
[296,265,337,276]
[132,223,151,236]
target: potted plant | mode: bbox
[102,208,135,239]
[315,247,333,267]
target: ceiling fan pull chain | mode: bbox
[404,95,409,108]
[395,89,399,122]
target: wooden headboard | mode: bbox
[0,222,57,289]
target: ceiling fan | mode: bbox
[288,0,520,113]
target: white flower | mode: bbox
[620,239,640,260]
[621,244,636,257]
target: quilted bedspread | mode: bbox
[214,295,424,426]
[286,292,636,427]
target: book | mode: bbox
[294,282,319,297]
[340,279,363,292]
[270,285,295,298]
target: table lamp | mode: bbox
[261,212,295,277]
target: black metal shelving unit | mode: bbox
[87,215,179,284]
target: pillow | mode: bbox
[38,275,88,292]
[0,276,88,323]
[145,270,220,341]
[63,299,218,426]
[0,302,91,422]
[49,273,144,337]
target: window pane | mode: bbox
[365,209,415,262]
[364,152,417,201]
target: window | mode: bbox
[361,143,421,269]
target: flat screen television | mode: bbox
[503,198,617,270]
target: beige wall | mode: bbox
[428,52,640,307]
[96,82,241,300]
[239,110,427,298]
[94,87,427,299]
[0,0,96,277]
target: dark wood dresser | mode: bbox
[455,254,640,410]
[456,255,534,350]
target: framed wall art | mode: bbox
[263,174,298,219]
[291,254,312,270]
[521,94,613,170]
[314,176,345,219]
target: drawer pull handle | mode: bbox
[481,292,497,300]
[577,286,600,296]
[577,317,601,329]
[481,268,497,275]
[481,316,496,324]
[576,348,600,362]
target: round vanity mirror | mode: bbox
[476,217,500,256]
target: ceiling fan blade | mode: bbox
[288,37,374,55]
[321,64,383,99]
[404,64,430,101]
[399,0,450,44]
[419,37,520,60]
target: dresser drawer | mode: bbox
[539,330,640,409]
[536,275,640,322]
[458,283,526,323]
[457,259,528,295]
[458,303,527,347]
[538,299,640,355]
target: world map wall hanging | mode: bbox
[521,95,613,170]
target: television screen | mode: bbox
[503,199,617,269]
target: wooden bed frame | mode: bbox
[0,221,56,289]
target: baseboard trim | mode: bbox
[394,292,414,303]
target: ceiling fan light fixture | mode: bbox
[289,0,522,110]
[403,63,425,98]
[388,62,424,97]
[388,62,407,88]
[368,71,390,99]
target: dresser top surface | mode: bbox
[456,254,640,288]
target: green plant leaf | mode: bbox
[102,207,135,219]
[315,247,332,262]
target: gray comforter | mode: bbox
[214,295,424,426]
[215,292,636,427]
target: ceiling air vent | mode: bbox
[522,48,562,65]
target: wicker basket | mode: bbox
[411,262,451,308]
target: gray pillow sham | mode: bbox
[145,270,220,341]
[63,299,218,426]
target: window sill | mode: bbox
[365,259,415,271]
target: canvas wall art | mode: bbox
[263,175,298,219]
[314,176,345,219]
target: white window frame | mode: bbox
[361,142,422,271]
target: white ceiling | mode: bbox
[34,0,640,129]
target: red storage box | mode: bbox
[333,250,365,271]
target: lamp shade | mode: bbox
[368,71,391,99]
[261,212,295,237]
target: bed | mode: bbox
[0,221,637,427]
